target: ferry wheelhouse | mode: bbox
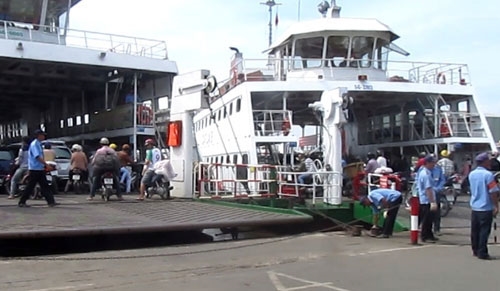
[170,2,495,204]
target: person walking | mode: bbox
[359,188,403,238]
[117,144,134,193]
[17,130,58,207]
[469,152,499,260]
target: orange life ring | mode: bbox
[437,72,446,84]
[282,118,291,136]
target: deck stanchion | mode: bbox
[410,196,419,245]
[494,219,497,244]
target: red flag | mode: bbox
[275,12,279,26]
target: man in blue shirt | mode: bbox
[359,188,403,238]
[431,164,446,235]
[17,130,57,207]
[469,152,499,260]
[417,155,439,243]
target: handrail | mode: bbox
[0,21,168,59]
[226,57,471,86]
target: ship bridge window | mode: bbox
[236,98,241,112]
[326,36,350,67]
[293,37,324,69]
[350,37,375,68]
[374,38,390,70]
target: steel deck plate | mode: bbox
[0,195,312,239]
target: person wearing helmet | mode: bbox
[65,144,88,193]
[88,137,121,200]
[110,143,118,151]
[137,138,162,200]
[365,152,378,174]
[437,149,455,178]
[117,144,134,193]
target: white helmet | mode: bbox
[99,137,110,145]
[71,144,81,152]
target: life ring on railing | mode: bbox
[282,117,291,136]
[437,72,446,84]
[137,105,153,125]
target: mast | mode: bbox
[260,0,281,47]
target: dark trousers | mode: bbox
[382,196,402,236]
[434,191,442,232]
[419,204,435,240]
[19,170,55,205]
[90,167,121,197]
[471,210,493,258]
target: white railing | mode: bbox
[195,162,279,199]
[227,58,471,86]
[440,112,485,138]
[253,110,292,136]
[0,21,168,59]
[193,161,342,205]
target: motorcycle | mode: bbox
[100,171,117,201]
[444,173,466,205]
[145,173,173,200]
[4,171,29,197]
[71,168,84,194]
[33,162,58,199]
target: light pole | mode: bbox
[260,0,281,47]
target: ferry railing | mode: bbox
[227,57,471,85]
[195,162,279,199]
[278,168,342,205]
[0,21,168,59]
[440,112,485,137]
[253,110,292,136]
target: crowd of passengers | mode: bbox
[7,129,172,207]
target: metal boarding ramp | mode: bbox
[0,195,312,240]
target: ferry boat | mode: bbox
[0,0,177,160]
[168,1,496,205]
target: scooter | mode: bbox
[100,171,117,201]
[145,173,173,200]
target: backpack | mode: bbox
[94,152,118,170]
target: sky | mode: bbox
[68,0,500,115]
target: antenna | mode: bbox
[260,0,281,47]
